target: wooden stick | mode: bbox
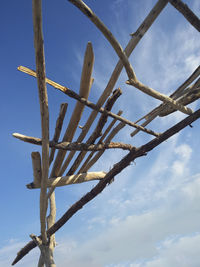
[18,66,160,137]
[27,171,107,189]
[51,0,169,177]
[78,110,123,173]
[49,103,68,165]
[130,66,200,136]
[31,152,42,184]
[169,0,200,32]
[13,133,133,151]
[81,122,126,173]
[13,105,200,266]
[50,41,94,179]
[66,88,122,176]
[127,79,193,115]
[32,0,49,244]
[69,0,193,116]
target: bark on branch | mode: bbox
[12,133,133,151]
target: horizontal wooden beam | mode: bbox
[26,171,107,189]
[12,133,134,151]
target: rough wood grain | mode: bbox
[13,133,133,151]
[49,103,68,165]
[31,152,42,184]
[169,0,200,31]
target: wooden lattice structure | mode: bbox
[12,0,200,266]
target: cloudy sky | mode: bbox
[1,0,200,266]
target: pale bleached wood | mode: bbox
[127,79,193,116]
[81,122,126,173]
[53,0,169,178]
[130,67,200,136]
[78,110,123,173]
[32,0,49,244]
[31,152,42,184]
[18,66,160,136]
[49,103,68,165]
[27,171,107,189]
[13,132,133,151]
[69,0,193,116]
[169,0,200,32]
[66,88,122,176]
[12,106,200,266]
[50,42,94,180]
[30,234,56,267]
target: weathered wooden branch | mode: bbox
[127,79,193,115]
[31,152,42,184]
[12,133,133,151]
[130,65,200,136]
[49,103,68,165]
[69,0,193,116]
[66,88,122,176]
[18,66,159,137]
[32,0,49,244]
[12,106,200,266]
[30,234,56,267]
[53,0,169,177]
[169,0,200,32]
[50,42,94,180]
[78,110,123,173]
[27,171,107,189]
[80,121,126,173]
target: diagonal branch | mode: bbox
[18,66,160,137]
[69,0,193,116]
[169,0,200,32]
[12,107,200,266]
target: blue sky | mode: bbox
[1,0,200,266]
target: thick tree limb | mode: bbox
[27,171,107,189]
[31,152,42,184]
[169,0,200,32]
[32,0,49,244]
[12,106,200,266]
